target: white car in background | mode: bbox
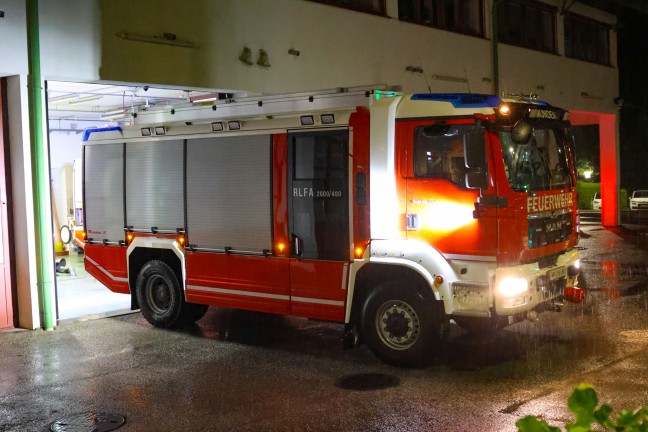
[630,190,648,211]
[591,192,601,210]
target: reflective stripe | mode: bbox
[85,256,129,282]
[291,297,344,307]
[186,285,344,306]
[187,285,289,301]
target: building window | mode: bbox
[497,0,556,53]
[564,13,610,65]
[399,0,484,37]
[308,0,385,15]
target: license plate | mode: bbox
[548,267,567,280]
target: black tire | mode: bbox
[361,281,446,368]
[136,260,186,328]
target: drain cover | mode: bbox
[50,412,125,432]
[336,373,400,391]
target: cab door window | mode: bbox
[413,124,471,188]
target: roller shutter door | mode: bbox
[125,140,184,232]
[186,135,272,253]
[84,143,124,243]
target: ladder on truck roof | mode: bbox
[133,84,401,126]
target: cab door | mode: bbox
[403,121,497,259]
[288,130,350,321]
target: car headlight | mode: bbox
[497,276,528,297]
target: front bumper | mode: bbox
[493,248,580,316]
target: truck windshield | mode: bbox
[500,128,572,192]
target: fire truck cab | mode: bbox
[82,87,581,367]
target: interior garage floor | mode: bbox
[55,250,133,324]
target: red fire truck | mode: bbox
[82,87,581,367]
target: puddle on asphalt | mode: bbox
[581,260,648,277]
[50,412,125,432]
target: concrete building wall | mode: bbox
[0,0,101,328]
[97,0,618,114]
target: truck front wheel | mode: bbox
[361,281,446,368]
[136,260,185,328]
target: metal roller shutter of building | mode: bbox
[84,143,124,243]
[186,135,272,252]
[125,140,184,232]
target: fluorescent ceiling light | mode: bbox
[103,108,126,116]
[48,94,79,103]
[69,95,102,105]
[101,113,127,120]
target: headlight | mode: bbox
[497,277,528,297]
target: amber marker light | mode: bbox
[354,246,365,259]
[126,233,134,244]
[434,275,444,285]
[277,242,286,254]
[498,104,510,115]
[176,235,186,247]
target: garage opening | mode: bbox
[46,80,232,322]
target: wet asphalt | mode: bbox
[2,214,648,432]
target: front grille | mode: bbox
[536,253,560,268]
[528,212,572,249]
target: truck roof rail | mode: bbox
[133,84,402,126]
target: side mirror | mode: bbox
[464,130,486,169]
[465,170,488,190]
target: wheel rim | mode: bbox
[375,299,420,350]
[145,275,172,315]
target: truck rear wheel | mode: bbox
[136,260,187,328]
[361,281,446,368]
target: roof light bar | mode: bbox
[412,93,502,109]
